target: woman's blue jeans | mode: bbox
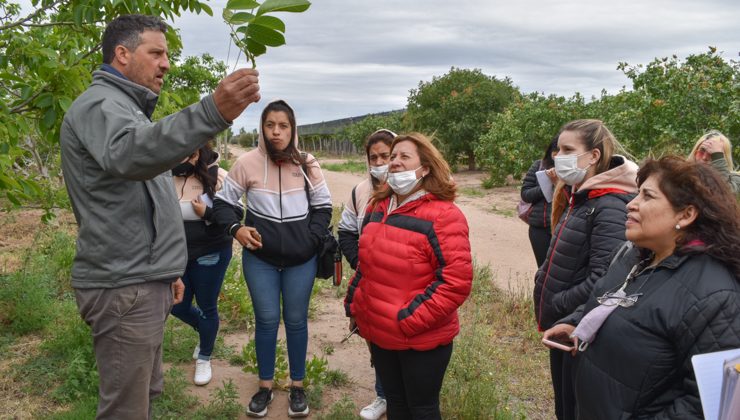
[170,245,232,360]
[243,250,316,381]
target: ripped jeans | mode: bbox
[170,245,232,360]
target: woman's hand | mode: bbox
[543,323,578,356]
[191,196,207,218]
[701,138,724,155]
[546,167,558,183]
[235,226,263,251]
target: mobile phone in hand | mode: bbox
[542,335,575,352]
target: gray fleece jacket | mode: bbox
[60,70,230,288]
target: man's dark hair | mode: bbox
[102,15,168,64]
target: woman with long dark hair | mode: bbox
[544,156,740,418]
[337,128,395,420]
[171,142,235,386]
[521,134,559,268]
[213,99,331,418]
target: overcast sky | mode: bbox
[167,0,738,131]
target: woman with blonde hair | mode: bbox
[687,130,740,193]
[533,119,639,420]
[344,133,473,419]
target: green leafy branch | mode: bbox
[223,0,310,68]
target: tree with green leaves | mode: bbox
[476,92,589,185]
[406,67,519,170]
[339,111,405,149]
[608,48,739,161]
[0,0,310,219]
[0,0,215,218]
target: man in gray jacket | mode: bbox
[60,14,260,419]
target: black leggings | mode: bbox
[550,348,576,420]
[371,342,453,420]
[528,225,552,269]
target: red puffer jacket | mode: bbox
[344,193,473,351]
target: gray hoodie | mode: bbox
[60,70,230,288]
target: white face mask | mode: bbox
[554,152,591,186]
[369,164,388,182]
[387,167,423,195]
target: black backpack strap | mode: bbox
[351,185,357,213]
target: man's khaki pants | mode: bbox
[76,281,173,420]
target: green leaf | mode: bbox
[257,0,310,15]
[247,25,285,47]
[200,3,214,15]
[252,15,285,32]
[227,12,255,24]
[58,97,73,112]
[41,108,57,130]
[6,192,21,206]
[246,38,267,57]
[226,0,260,10]
[36,92,54,109]
[0,72,24,83]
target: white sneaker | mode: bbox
[194,359,212,386]
[360,397,386,420]
[192,344,200,360]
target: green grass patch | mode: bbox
[440,264,550,419]
[459,186,486,197]
[490,204,515,218]
[317,395,357,420]
[322,160,366,174]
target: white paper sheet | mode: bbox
[692,348,740,420]
[536,170,554,203]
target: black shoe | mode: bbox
[288,386,309,417]
[246,387,273,418]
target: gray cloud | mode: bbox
[169,0,739,130]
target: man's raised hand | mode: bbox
[213,69,261,122]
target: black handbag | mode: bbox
[315,227,340,280]
[301,155,341,282]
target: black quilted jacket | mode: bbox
[560,246,740,419]
[521,159,552,229]
[533,187,634,330]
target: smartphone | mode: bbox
[542,335,575,352]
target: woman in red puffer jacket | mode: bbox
[344,133,473,420]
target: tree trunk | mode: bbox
[467,149,476,171]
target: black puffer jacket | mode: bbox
[533,156,638,330]
[560,246,740,419]
[521,159,552,229]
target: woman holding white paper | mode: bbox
[520,135,558,268]
[171,143,236,386]
[544,156,740,419]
